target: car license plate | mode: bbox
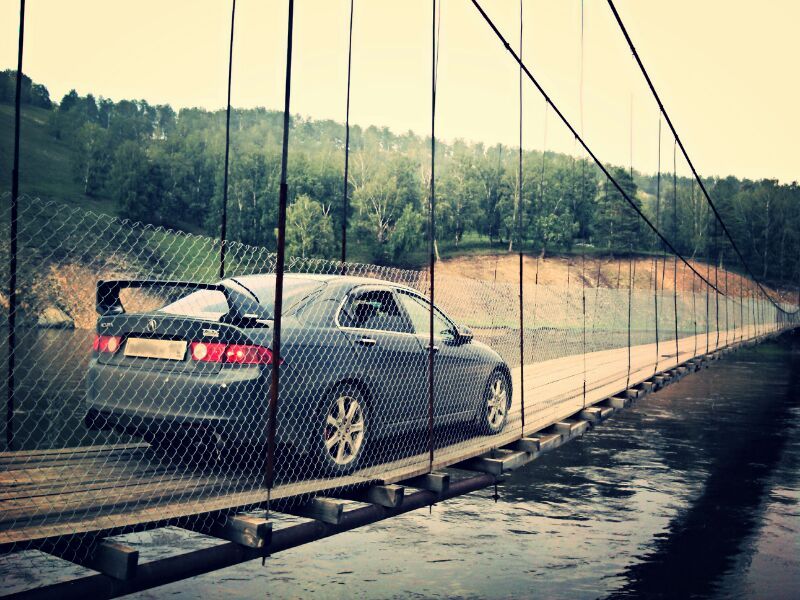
[124,338,187,361]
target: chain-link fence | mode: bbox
[0,195,794,562]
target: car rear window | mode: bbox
[157,277,326,320]
[159,290,229,320]
[230,276,327,317]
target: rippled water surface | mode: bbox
[127,335,800,599]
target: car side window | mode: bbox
[339,289,412,334]
[396,292,454,339]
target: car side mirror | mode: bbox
[455,325,473,344]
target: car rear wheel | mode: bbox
[480,371,510,434]
[317,386,368,475]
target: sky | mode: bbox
[2,0,797,183]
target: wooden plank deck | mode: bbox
[0,321,784,547]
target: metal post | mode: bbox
[219,0,236,279]
[341,0,354,268]
[266,0,295,490]
[7,0,25,451]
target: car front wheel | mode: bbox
[480,371,511,434]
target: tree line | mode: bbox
[4,71,799,286]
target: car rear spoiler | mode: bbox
[96,279,269,327]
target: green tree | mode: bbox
[593,167,641,250]
[285,195,335,259]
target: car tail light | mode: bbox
[190,342,274,365]
[93,334,122,354]
[190,342,227,362]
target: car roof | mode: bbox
[230,272,421,294]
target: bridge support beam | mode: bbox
[41,539,139,581]
[181,514,272,550]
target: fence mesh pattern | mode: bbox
[0,195,794,563]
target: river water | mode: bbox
[124,334,799,599]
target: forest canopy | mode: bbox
[2,71,798,286]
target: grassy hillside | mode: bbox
[0,103,116,214]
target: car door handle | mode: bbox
[356,337,377,346]
[426,345,440,353]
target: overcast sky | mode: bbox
[2,0,797,183]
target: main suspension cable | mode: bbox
[469,0,723,294]
[605,0,797,315]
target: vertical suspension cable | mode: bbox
[714,220,720,349]
[653,116,661,374]
[706,230,710,354]
[219,0,237,279]
[427,0,440,473]
[7,0,25,451]
[519,252,524,432]
[341,0,354,267]
[725,264,729,346]
[672,139,679,364]
[517,0,525,433]
[739,268,744,342]
[591,257,601,345]
[517,0,523,246]
[538,105,548,253]
[626,248,634,389]
[582,254,586,408]
[266,0,295,491]
[692,262,697,357]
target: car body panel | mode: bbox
[85,274,510,460]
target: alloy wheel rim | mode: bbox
[487,377,507,429]
[323,395,365,466]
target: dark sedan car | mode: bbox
[85,274,512,474]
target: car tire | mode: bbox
[316,384,369,476]
[479,370,511,435]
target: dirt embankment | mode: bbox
[437,254,795,301]
[8,252,795,331]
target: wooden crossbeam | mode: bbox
[537,432,563,452]
[579,408,603,423]
[44,539,139,580]
[404,471,450,494]
[608,396,629,409]
[457,450,530,476]
[351,484,405,508]
[554,420,589,438]
[511,436,541,453]
[182,514,272,549]
[289,497,347,525]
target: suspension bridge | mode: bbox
[2,1,798,598]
